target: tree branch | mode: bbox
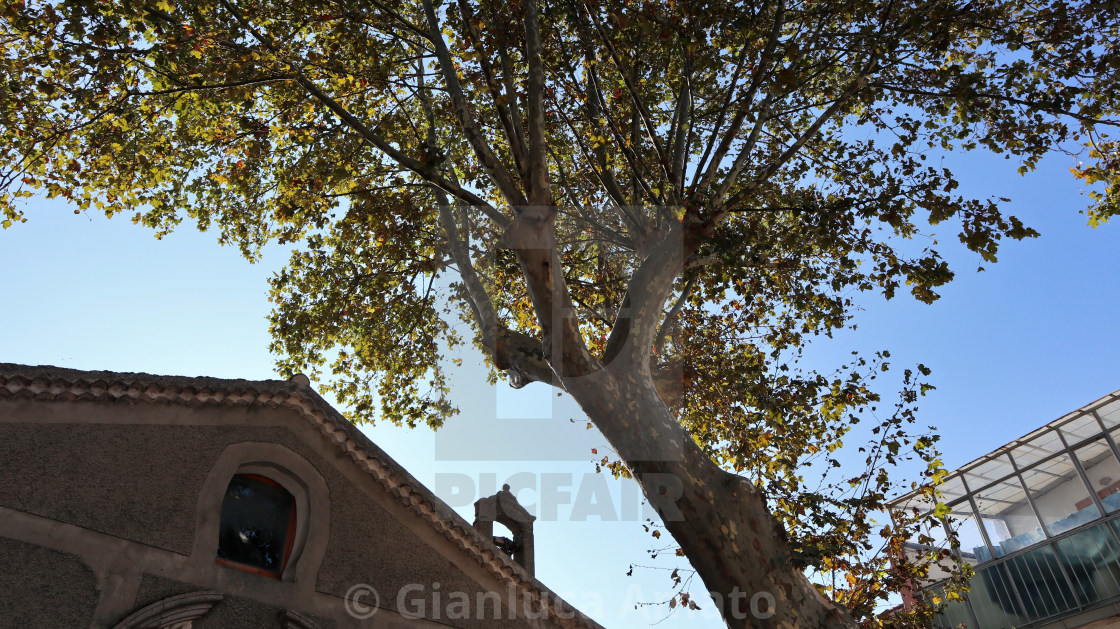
[654,275,695,355]
[601,222,688,370]
[354,0,432,42]
[496,44,531,181]
[456,0,529,178]
[436,187,502,351]
[552,102,643,230]
[694,0,785,200]
[579,2,675,201]
[216,0,510,228]
[523,0,552,206]
[127,74,293,96]
[689,43,750,194]
[722,59,879,215]
[296,74,509,226]
[422,0,527,208]
[670,56,693,190]
[496,326,560,388]
[869,82,1120,128]
[583,62,660,211]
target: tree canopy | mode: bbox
[3,0,1118,625]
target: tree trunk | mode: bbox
[562,364,858,629]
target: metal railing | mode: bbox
[927,515,1120,628]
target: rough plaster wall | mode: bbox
[0,537,98,629]
[0,412,553,629]
[131,574,338,629]
[0,422,302,554]
[316,469,532,629]
[191,593,290,629]
[132,574,206,610]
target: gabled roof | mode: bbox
[0,362,603,629]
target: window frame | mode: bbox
[190,442,330,587]
[214,472,299,579]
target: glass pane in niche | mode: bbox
[217,474,296,575]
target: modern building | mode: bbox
[0,363,603,629]
[889,388,1120,629]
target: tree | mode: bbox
[2,0,1117,625]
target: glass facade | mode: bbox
[890,393,1120,629]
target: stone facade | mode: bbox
[0,364,601,629]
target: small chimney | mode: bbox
[473,484,535,576]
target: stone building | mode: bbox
[0,363,603,629]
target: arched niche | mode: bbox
[191,442,329,587]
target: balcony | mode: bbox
[927,517,1120,628]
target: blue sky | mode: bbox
[1,145,1118,627]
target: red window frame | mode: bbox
[214,473,298,579]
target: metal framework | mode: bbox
[888,390,1120,629]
